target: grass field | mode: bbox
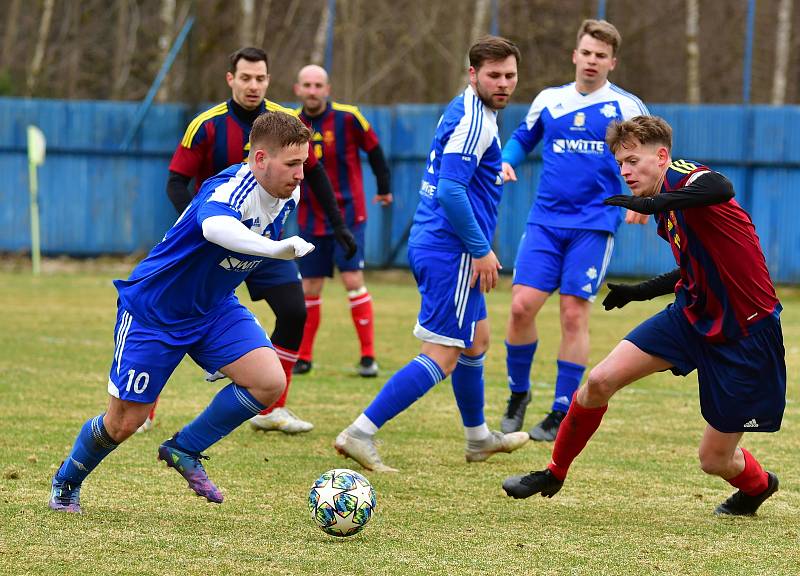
[0,262,798,575]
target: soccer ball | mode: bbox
[308,468,376,537]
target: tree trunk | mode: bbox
[156,0,176,102]
[771,0,793,105]
[240,0,255,46]
[310,0,331,66]
[685,0,701,103]
[470,0,491,44]
[1,0,22,72]
[27,0,55,95]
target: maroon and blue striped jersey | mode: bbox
[297,102,380,235]
[656,159,780,343]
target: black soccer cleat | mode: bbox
[501,390,531,433]
[528,409,566,442]
[358,356,379,378]
[293,359,312,375]
[714,471,779,516]
[503,468,564,499]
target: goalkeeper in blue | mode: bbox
[334,36,530,473]
[49,112,315,513]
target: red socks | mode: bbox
[547,393,608,481]
[148,396,160,421]
[298,296,321,363]
[349,288,374,358]
[258,344,298,416]
[727,447,769,496]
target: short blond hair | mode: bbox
[577,19,622,55]
[606,115,672,154]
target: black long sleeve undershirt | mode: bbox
[166,171,193,214]
[604,171,735,215]
[636,268,682,300]
[367,145,391,196]
[305,162,346,230]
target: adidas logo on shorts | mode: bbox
[743,418,759,428]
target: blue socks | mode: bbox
[364,354,446,429]
[506,340,538,393]
[174,383,266,454]
[451,353,485,427]
[553,359,585,412]
[56,414,119,484]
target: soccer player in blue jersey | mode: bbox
[333,36,530,472]
[503,116,785,517]
[499,20,650,441]
[48,112,316,513]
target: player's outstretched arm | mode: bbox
[602,268,680,310]
[604,171,735,214]
[202,215,314,260]
[304,163,357,258]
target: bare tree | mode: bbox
[685,0,701,103]
[310,0,332,66]
[771,0,793,105]
[1,0,22,73]
[156,0,177,102]
[240,0,255,46]
[27,0,55,96]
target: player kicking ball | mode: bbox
[49,112,315,513]
[503,115,785,516]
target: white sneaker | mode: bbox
[135,417,153,434]
[334,428,398,472]
[465,430,529,462]
[249,407,314,434]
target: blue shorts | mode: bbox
[245,258,302,300]
[107,302,272,404]
[513,223,614,302]
[298,223,366,278]
[408,246,487,348]
[625,304,786,433]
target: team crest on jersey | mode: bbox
[573,112,586,127]
[219,256,263,272]
[600,103,618,118]
[323,130,335,144]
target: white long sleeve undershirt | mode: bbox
[201,215,314,260]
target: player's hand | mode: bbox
[334,225,358,260]
[373,193,393,207]
[288,236,315,258]
[625,209,649,225]
[501,162,517,183]
[602,282,641,311]
[603,194,656,214]
[471,250,502,293]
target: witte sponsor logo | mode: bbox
[552,139,605,154]
[219,256,263,272]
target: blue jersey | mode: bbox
[114,163,299,331]
[509,81,648,233]
[409,86,504,252]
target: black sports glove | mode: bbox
[602,269,681,311]
[602,282,643,310]
[603,194,656,214]
[334,226,358,260]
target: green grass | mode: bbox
[0,264,798,575]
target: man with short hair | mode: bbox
[334,36,529,472]
[502,115,785,518]
[49,112,317,513]
[292,64,392,378]
[498,20,649,441]
[152,47,356,435]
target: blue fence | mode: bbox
[2,97,800,282]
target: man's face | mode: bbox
[572,34,616,92]
[469,55,518,110]
[226,59,270,110]
[250,143,308,199]
[614,139,669,197]
[294,67,330,116]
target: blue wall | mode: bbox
[2,98,800,282]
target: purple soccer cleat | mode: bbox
[157,438,224,504]
[49,476,82,513]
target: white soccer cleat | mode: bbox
[334,428,398,473]
[135,417,153,434]
[465,430,530,463]
[249,407,314,434]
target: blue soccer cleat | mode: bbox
[49,476,82,513]
[157,437,224,504]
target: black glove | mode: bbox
[602,282,642,311]
[603,194,656,215]
[334,226,358,260]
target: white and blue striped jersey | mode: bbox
[114,163,299,331]
[409,85,504,252]
[509,80,648,233]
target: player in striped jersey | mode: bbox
[503,116,785,517]
[293,65,392,378]
[498,20,650,442]
[334,37,529,472]
[49,113,316,513]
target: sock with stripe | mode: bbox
[174,383,266,454]
[506,340,538,394]
[552,359,586,412]
[147,396,159,422]
[298,296,321,362]
[56,413,120,484]
[451,353,487,438]
[547,391,607,481]
[727,448,769,495]
[348,287,375,358]
[362,354,446,429]
[258,344,297,415]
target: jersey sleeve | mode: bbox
[440,106,495,186]
[618,93,649,120]
[168,120,211,177]
[349,106,379,152]
[509,92,546,155]
[196,172,257,224]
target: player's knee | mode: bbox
[697,447,730,476]
[560,306,587,336]
[509,297,536,326]
[246,371,286,407]
[584,367,616,403]
[105,412,147,442]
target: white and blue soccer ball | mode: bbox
[308,468,376,537]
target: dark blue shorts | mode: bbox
[297,223,366,278]
[245,257,302,300]
[625,304,786,433]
